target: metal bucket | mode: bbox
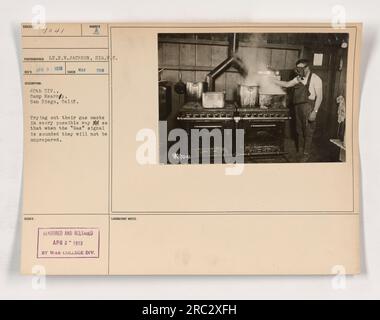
[202,92,225,109]
[186,81,208,102]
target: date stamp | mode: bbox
[37,227,100,258]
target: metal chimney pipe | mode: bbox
[205,33,243,91]
[230,33,237,55]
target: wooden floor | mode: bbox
[283,136,341,163]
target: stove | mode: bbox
[175,102,291,163]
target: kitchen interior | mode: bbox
[158,32,349,164]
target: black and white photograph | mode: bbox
[158,32,349,164]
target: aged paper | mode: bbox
[20,23,361,275]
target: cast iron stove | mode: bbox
[176,102,291,163]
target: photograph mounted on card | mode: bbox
[21,23,361,275]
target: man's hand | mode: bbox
[308,110,317,122]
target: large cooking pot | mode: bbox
[259,93,287,109]
[186,81,208,102]
[237,84,259,107]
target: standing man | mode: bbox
[275,59,323,162]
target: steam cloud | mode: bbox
[237,50,285,95]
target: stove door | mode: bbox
[239,120,286,157]
[177,120,235,164]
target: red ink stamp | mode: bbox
[37,227,100,258]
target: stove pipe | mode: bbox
[205,33,247,91]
